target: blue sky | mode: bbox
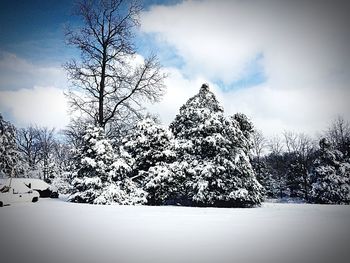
[0,0,349,136]
[0,0,265,88]
[0,0,181,65]
[0,0,76,64]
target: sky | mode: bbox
[0,0,349,137]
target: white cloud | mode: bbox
[0,52,69,129]
[2,0,350,137]
[0,86,69,129]
[0,51,67,91]
[141,0,350,136]
[147,67,206,121]
[148,68,350,137]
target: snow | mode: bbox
[0,178,40,193]
[1,178,51,191]
[1,200,349,263]
[81,157,97,167]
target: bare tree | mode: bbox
[283,131,316,201]
[266,135,287,198]
[283,131,297,154]
[62,118,91,149]
[325,116,350,156]
[64,0,167,130]
[251,130,267,178]
[283,131,315,155]
[52,140,72,173]
[251,130,267,160]
[37,127,56,182]
[16,126,41,169]
[16,126,58,181]
[268,135,283,155]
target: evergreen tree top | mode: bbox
[180,83,224,114]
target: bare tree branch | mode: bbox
[64,0,166,130]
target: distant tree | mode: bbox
[325,116,350,158]
[62,118,90,150]
[251,130,267,180]
[268,135,284,155]
[0,114,25,178]
[252,130,267,161]
[36,127,56,182]
[16,126,41,170]
[253,160,275,198]
[52,140,72,171]
[263,152,289,199]
[264,135,289,198]
[50,141,73,194]
[16,126,59,182]
[310,138,350,204]
[283,131,316,201]
[64,0,166,131]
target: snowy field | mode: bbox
[1,199,350,263]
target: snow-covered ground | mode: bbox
[1,199,349,263]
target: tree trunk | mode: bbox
[99,49,107,128]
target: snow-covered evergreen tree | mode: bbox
[51,171,72,195]
[123,118,175,179]
[122,117,176,204]
[264,153,290,199]
[144,161,188,205]
[0,114,26,178]
[310,138,350,204]
[161,84,264,207]
[68,125,146,204]
[253,157,278,198]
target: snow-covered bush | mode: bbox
[310,138,350,204]
[162,84,264,207]
[68,125,146,204]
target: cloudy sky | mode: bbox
[0,0,349,137]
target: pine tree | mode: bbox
[310,138,350,204]
[122,118,176,204]
[144,161,188,205]
[0,114,26,178]
[253,157,277,198]
[68,125,146,204]
[265,153,290,199]
[123,118,175,179]
[51,171,72,195]
[165,84,263,207]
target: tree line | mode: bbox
[1,0,349,206]
[251,117,350,204]
[1,99,349,206]
[0,116,68,183]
